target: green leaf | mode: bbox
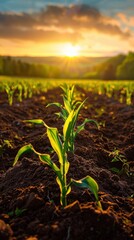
[73,99,87,123]
[8,207,26,217]
[63,110,75,151]
[69,85,75,102]
[56,176,63,194]
[60,83,68,95]
[64,157,70,175]
[55,112,62,118]
[63,110,74,140]
[111,157,119,162]
[14,144,62,182]
[46,126,63,165]
[55,111,67,121]
[13,144,33,166]
[71,176,99,202]
[75,118,98,138]
[39,154,61,178]
[61,108,68,120]
[66,182,72,195]
[24,119,45,125]
[110,167,120,173]
[63,96,71,113]
[46,102,62,108]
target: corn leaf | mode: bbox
[24,119,45,125]
[55,112,62,118]
[75,118,89,135]
[63,99,87,150]
[61,108,68,119]
[55,109,68,121]
[63,96,71,113]
[73,99,87,124]
[64,157,70,175]
[70,85,75,102]
[110,167,120,173]
[66,183,72,195]
[111,157,119,162]
[63,110,74,138]
[13,144,33,166]
[46,102,62,108]
[56,176,63,194]
[39,154,61,178]
[63,110,75,151]
[71,176,99,202]
[75,118,98,138]
[60,84,68,95]
[46,126,63,165]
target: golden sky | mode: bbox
[0,1,134,57]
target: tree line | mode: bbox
[0,52,134,80]
[90,52,134,80]
[0,56,61,78]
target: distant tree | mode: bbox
[116,52,134,80]
[96,54,126,80]
[100,64,115,80]
[3,56,14,75]
[0,56,3,74]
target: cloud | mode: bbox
[0,4,131,43]
[0,26,81,43]
[117,12,134,27]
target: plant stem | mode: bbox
[61,153,67,207]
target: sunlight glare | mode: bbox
[62,43,81,57]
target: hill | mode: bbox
[12,56,110,71]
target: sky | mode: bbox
[0,0,134,57]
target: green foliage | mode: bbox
[109,148,130,176]
[116,52,134,80]
[1,78,49,105]
[13,85,101,209]
[1,52,134,79]
[4,84,16,106]
[96,54,125,80]
[47,84,98,152]
[0,56,61,78]
[8,207,26,217]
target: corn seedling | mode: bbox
[109,148,130,176]
[13,86,101,209]
[23,83,28,99]
[16,84,23,102]
[5,84,16,106]
[13,121,101,208]
[126,88,132,105]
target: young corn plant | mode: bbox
[13,87,101,209]
[13,119,101,208]
[5,84,16,106]
[109,148,130,176]
[16,84,23,102]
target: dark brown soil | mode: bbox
[0,85,134,240]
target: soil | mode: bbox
[0,85,134,240]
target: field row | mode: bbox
[0,76,134,105]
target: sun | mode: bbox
[62,43,81,57]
